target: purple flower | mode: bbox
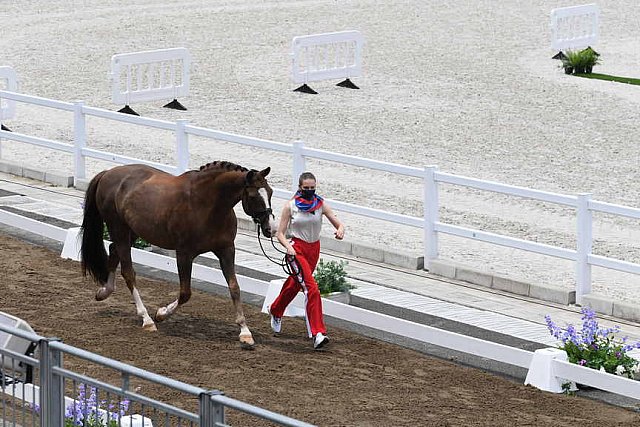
[545,309,640,375]
[29,384,129,425]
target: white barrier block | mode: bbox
[550,4,599,52]
[61,227,82,261]
[111,48,191,105]
[0,311,35,372]
[261,279,306,317]
[291,30,364,84]
[524,347,577,393]
[0,66,18,120]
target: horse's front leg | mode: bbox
[156,252,194,322]
[216,246,255,349]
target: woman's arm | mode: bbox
[323,203,344,240]
[276,202,296,255]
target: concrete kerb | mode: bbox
[0,160,74,188]
[427,255,640,321]
[428,259,576,306]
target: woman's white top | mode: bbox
[288,199,323,243]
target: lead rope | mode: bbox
[255,225,304,282]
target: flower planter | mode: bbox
[323,291,351,305]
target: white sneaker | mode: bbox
[313,333,329,350]
[269,307,282,334]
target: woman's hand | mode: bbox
[287,246,297,256]
[323,203,345,240]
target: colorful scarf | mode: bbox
[294,191,324,213]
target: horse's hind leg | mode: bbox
[115,240,157,331]
[216,246,255,349]
[95,243,120,301]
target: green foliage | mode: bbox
[574,73,640,85]
[561,381,575,396]
[561,48,601,74]
[546,307,640,379]
[103,223,150,250]
[314,259,354,295]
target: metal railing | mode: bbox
[0,321,313,427]
[1,89,640,303]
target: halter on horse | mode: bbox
[80,161,275,349]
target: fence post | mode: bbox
[576,193,593,304]
[38,337,64,427]
[73,101,86,183]
[291,140,305,192]
[175,119,190,174]
[423,165,439,270]
[199,390,225,426]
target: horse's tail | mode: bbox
[81,171,109,284]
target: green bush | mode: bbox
[103,223,150,250]
[314,259,354,295]
[562,48,601,74]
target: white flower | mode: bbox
[634,364,640,373]
[616,365,626,376]
[600,366,607,373]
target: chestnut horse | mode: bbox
[80,161,275,349]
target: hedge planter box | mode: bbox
[323,291,351,305]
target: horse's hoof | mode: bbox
[155,308,167,322]
[240,341,256,350]
[95,288,111,301]
[239,334,255,350]
[143,322,158,332]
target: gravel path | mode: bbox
[1,0,640,301]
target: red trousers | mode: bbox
[270,237,326,337]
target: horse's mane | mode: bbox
[198,160,249,174]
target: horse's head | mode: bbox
[242,167,276,238]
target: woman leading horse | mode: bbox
[80,161,275,349]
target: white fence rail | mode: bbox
[550,3,599,52]
[1,89,640,305]
[110,48,190,106]
[290,30,364,84]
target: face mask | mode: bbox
[300,189,315,200]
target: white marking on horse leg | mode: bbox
[131,288,155,330]
[156,299,179,322]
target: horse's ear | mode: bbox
[259,167,271,178]
[245,170,256,184]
